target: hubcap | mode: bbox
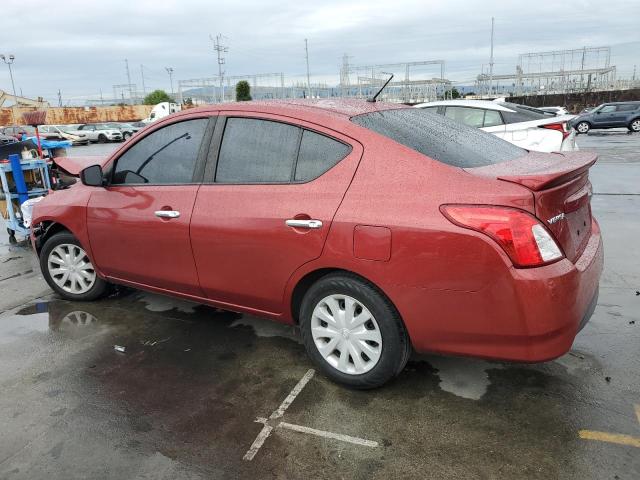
[577,123,589,133]
[311,294,382,375]
[47,244,96,295]
[632,120,640,131]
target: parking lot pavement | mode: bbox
[0,132,639,479]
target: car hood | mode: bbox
[52,156,109,176]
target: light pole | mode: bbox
[1,54,18,125]
[165,67,174,100]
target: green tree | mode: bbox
[143,89,174,105]
[450,87,461,99]
[235,81,252,101]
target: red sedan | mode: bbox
[31,100,603,388]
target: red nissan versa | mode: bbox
[30,99,603,388]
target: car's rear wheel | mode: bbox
[97,134,107,143]
[123,132,131,140]
[40,232,108,301]
[576,121,590,134]
[299,273,411,389]
[629,119,640,133]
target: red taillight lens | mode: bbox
[440,205,564,268]
[540,122,570,140]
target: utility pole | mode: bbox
[99,88,104,105]
[57,89,62,107]
[305,39,311,98]
[125,58,134,105]
[633,65,637,82]
[0,54,18,125]
[488,17,495,98]
[211,34,228,103]
[140,64,147,96]
[165,67,174,99]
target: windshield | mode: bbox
[351,108,526,168]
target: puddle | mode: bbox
[137,292,198,313]
[427,356,503,400]
[230,315,300,343]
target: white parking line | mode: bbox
[243,369,315,461]
[270,368,315,420]
[242,424,274,461]
[243,368,379,461]
[278,422,379,448]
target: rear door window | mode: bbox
[294,130,351,182]
[444,107,485,128]
[616,104,638,112]
[351,108,525,168]
[215,118,300,183]
[112,118,208,185]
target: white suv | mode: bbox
[67,124,123,143]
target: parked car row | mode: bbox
[0,122,147,146]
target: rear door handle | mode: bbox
[285,219,323,229]
[155,210,180,219]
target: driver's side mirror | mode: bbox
[80,164,105,187]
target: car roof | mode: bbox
[414,99,515,112]
[177,99,406,122]
[602,101,640,105]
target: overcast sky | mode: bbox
[1,0,638,104]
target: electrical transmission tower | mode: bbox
[211,34,228,103]
[124,59,134,104]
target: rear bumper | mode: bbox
[404,219,603,362]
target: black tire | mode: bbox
[575,121,590,134]
[628,118,640,133]
[39,232,108,301]
[299,272,411,389]
[123,132,131,140]
[97,134,107,143]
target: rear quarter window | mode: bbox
[351,108,525,168]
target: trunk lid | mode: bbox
[466,151,597,262]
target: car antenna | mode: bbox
[367,73,394,103]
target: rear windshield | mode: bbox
[497,102,554,123]
[350,108,526,168]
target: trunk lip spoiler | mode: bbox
[464,151,598,192]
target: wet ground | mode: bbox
[1,131,639,479]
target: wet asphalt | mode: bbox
[0,131,639,479]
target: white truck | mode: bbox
[143,102,182,123]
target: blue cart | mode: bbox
[0,158,51,239]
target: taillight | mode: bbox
[540,122,570,140]
[440,205,564,268]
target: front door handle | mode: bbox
[155,210,180,219]
[285,219,323,229]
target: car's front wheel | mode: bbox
[299,273,411,389]
[123,132,132,140]
[575,121,591,134]
[629,119,640,133]
[40,232,108,301]
[97,134,107,143]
